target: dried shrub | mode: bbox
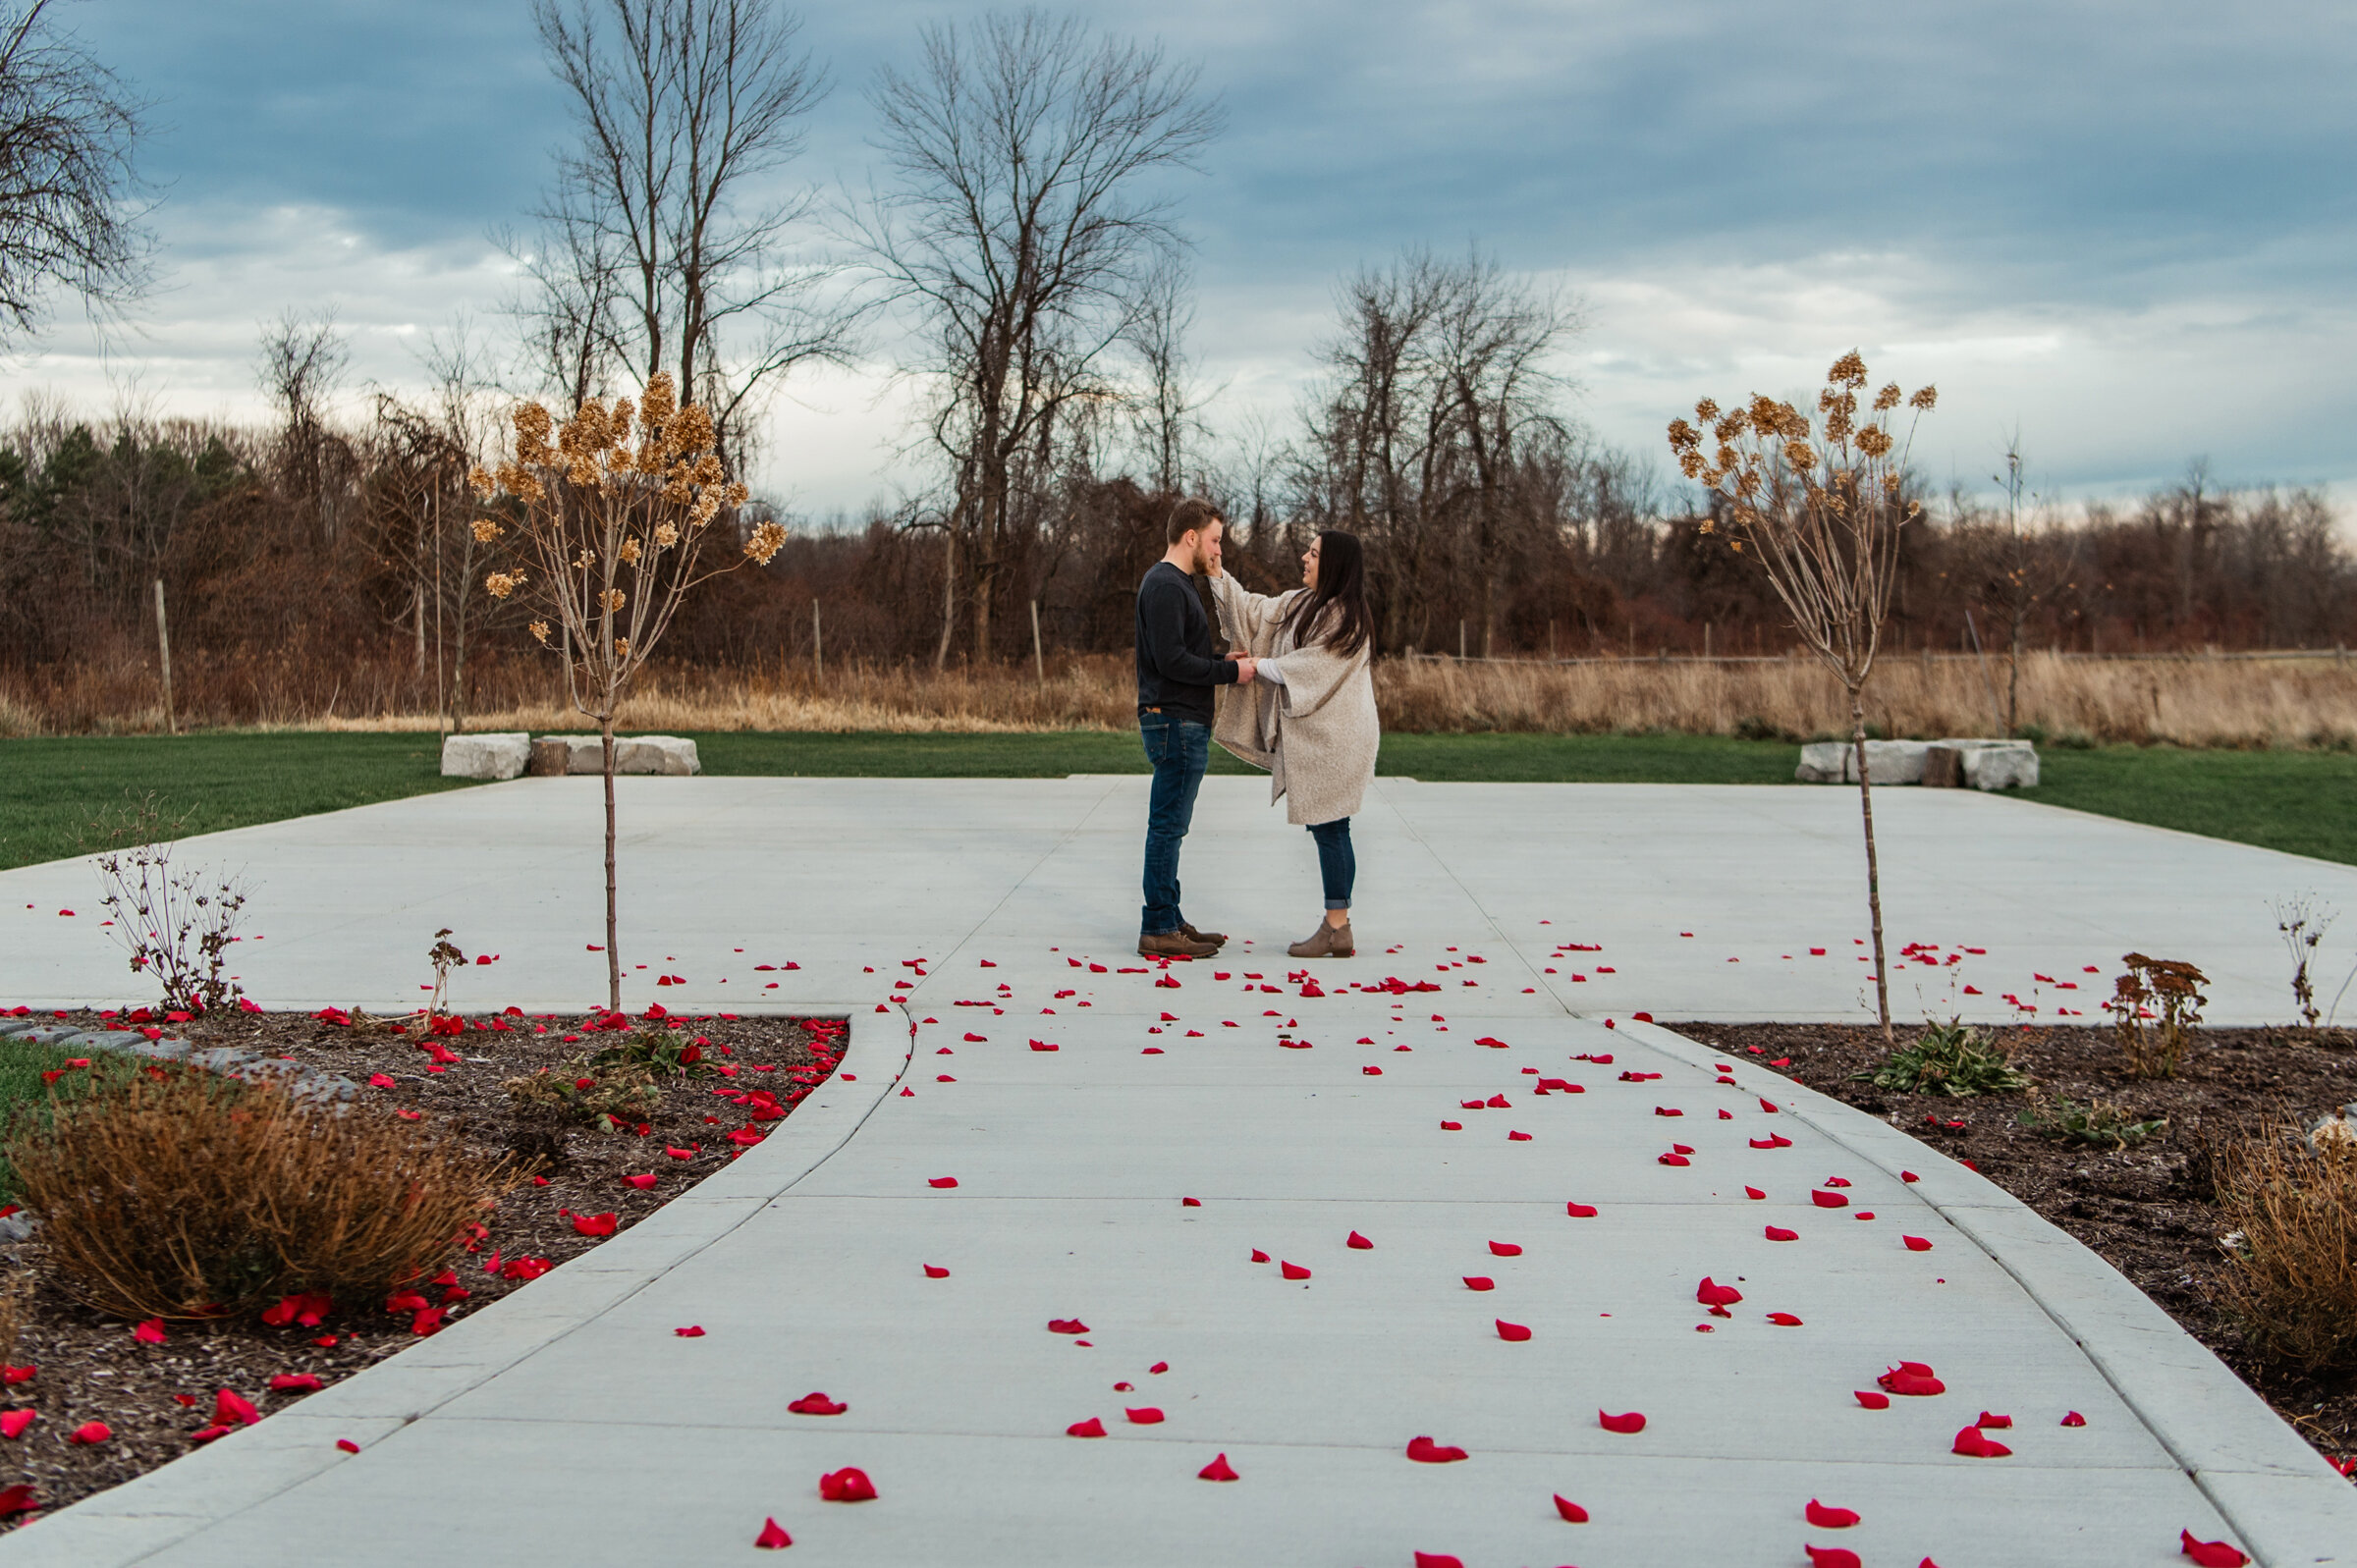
[2109,952,2209,1078]
[7,1066,513,1322]
[2215,1125,2357,1374]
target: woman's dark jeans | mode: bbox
[1138,712,1210,935]
[1308,817,1354,910]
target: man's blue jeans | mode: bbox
[1139,712,1209,936]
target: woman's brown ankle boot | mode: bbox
[1288,920,1353,958]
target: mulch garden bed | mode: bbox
[0,1004,846,1522]
[1682,1019,2357,1479]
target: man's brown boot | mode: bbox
[1288,920,1354,958]
[1180,922,1227,947]
[1139,931,1220,960]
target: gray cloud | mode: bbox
[12,0,2349,513]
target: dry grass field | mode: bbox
[7,648,2355,749]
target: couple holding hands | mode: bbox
[1131,496,1379,962]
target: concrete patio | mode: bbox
[2,776,2352,1566]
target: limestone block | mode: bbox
[1860,739,1932,784]
[616,735,699,776]
[542,734,700,776]
[1795,742,1848,784]
[440,732,529,781]
[1962,742,2040,790]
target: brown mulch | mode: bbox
[1681,1019,2357,1478]
[0,1004,845,1520]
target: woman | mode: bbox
[1208,529,1379,958]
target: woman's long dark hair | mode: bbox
[1283,529,1374,658]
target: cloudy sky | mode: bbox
[18,0,2354,519]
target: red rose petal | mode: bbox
[1346,1230,1373,1249]
[1598,1410,1646,1433]
[1903,1235,1934,1251]
[1744,1185,1766,1200]
[336,1438,360,1453]
[755,1517,793,1548]
[1124,1407,1164,1424]
[1951,1425,2012,1457]
[2180,1531,2248,1566]
[1198,1452,1239,1481]
[1810,1189,1849,1209]
[1067,1417,1107,1437]
[1765,1225,1799,1241]
[1977,1411,2013,1429]
[817,1466,877,1502]
[1412,1556,1464,1568]
[789,1392,849,1418]
[134,1318,167,1345]
[67,1420,110,1444]
[1854,1390,1891,1409]
[1554,1493,1589,1522]
[1405,1435,1469,1463]
[268,1374,323,1392]
[1565,1202,1598,1217]
[1696,1276,1742,1307]
[928,1177,959,1188]
[1804,1548,1862,1568]
[1495,1319,1532,1341]
[1280,1261,1311,1280]
[2061,1411,2086,1427]
[923,1265,950,1278]
[1250,1249,1270,1264]
[1806,1499,1860,1528]
[1462,1276,1495,1291]
[0,1411,32,1439]
[215,1388,259,1427]
[1047,1319,1089,1334]
[1488,1240,1522,1257]
[1767,1311,1804,1325]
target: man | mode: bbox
[1134,497,1255,959]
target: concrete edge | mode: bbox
[1621,1018,2357,1567]
[1,1003,917,1565]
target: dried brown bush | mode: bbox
[2216,1126,2357,1374]
[0,1271,27,1365]
[7,1067,514,1321]
[2109,952,2210,1078]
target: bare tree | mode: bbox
[1976,434,2075,735]
[1124,252,1207,494]
[857,9,1222,664]
[527,0,853,471]
[0,0,152,340]
[256,310,353,545]
[1671,352,1937,1044]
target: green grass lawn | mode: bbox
[0,732,474,872]
[2020,745,2357,865]
[3,730,2349,871]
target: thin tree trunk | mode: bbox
[933,529,956,672]
[602,714,621,1013]
[1849,690,1892,1045]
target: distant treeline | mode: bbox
[0,379,2344,735]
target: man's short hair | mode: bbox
[1166,496,1222,546]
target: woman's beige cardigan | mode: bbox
[1206,571,1379,826]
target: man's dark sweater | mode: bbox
[1134,560,1237,725]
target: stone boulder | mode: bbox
[440,731,530,781]
[538,734,701,776]
[1961,741,2039,791]
[1795,742,1847,784]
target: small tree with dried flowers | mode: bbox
[468,373,785,1011]
[1668,351,1936,1043]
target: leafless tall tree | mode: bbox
[856,9,1221,664]
[256,310,353,545]
[1125,252,1207,494]
[0,0,152,340]
[526,0,853,468]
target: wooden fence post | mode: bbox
[1030,599,1045,688]
[812,598,822,679]
[152,578,175,734]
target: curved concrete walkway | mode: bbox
[3,777,2353,1566]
